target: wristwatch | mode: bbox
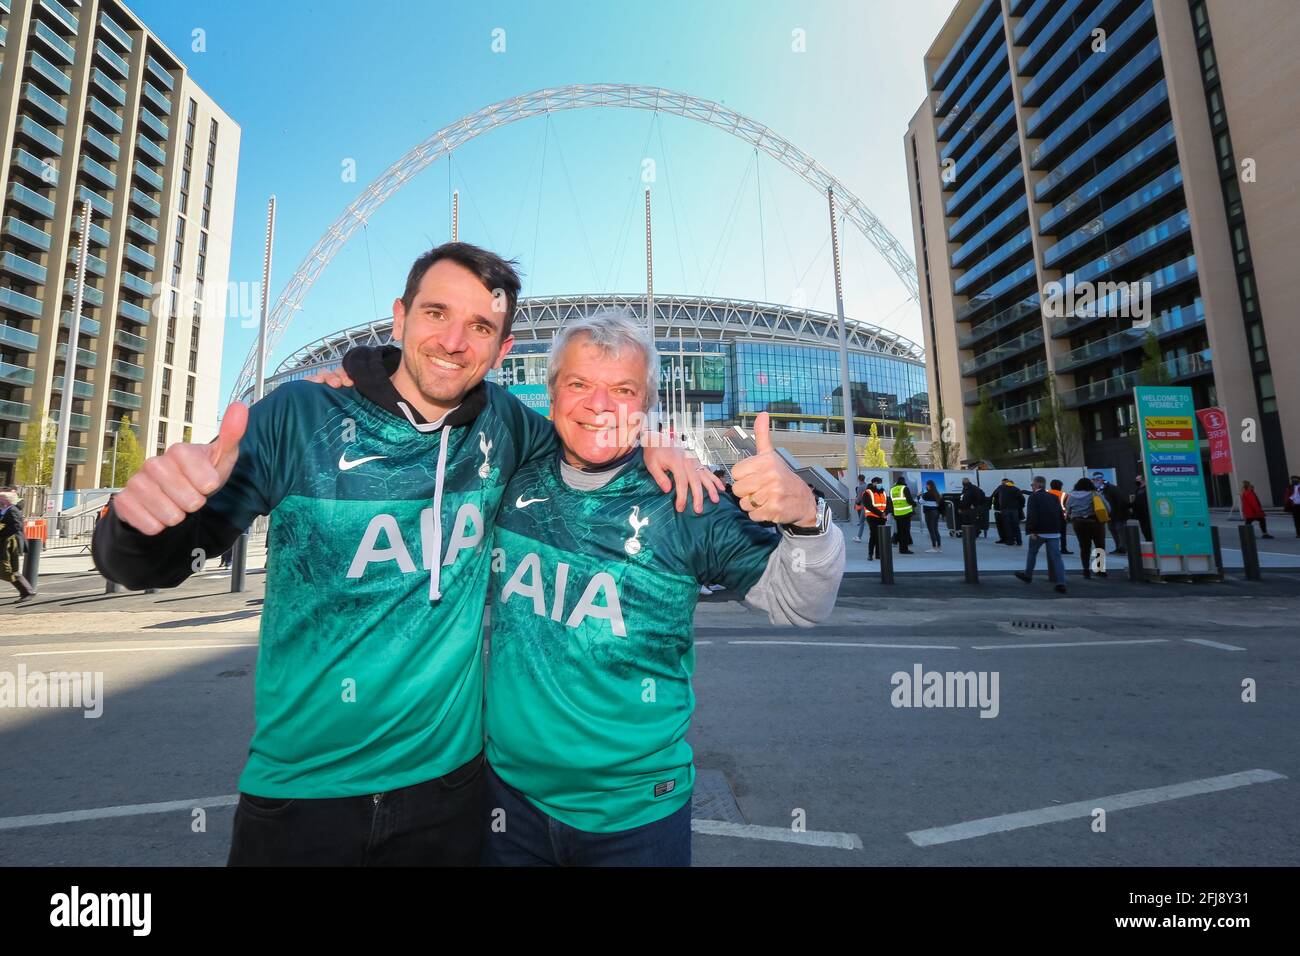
[782,496,832,537]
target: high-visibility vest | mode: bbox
[889,485,913,516]
[866,489,888,515]
[1048,488,1066,513]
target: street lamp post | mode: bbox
[49,199,93,544]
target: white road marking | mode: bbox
[695,641,713,645]
[1184,638,1246,652]
[0,795,240,831]
[692,818,862,850]
[729,640,960,649]
[971,639,1168,650]
[906,769,1287,847]
[14,643,258,658]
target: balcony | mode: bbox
[124,243,156,271]
[1,250,48,285]
[143,81,171,116]
[930,0,998,101]
[15,115,64,155]
[67,247,107,278]
[960,327,1044,378]
[22,81,67,124]
[121,271,153,298]
[62,311,102,337]
[3,216,52,252]
[954,227,1033,295]
[1049,255,1199,339]
[38,0,79,33]
[95,39,129,78]
[92,67,127,106]
[136,134,166,165]
[7,182,56,219]
[112,358,145,381]
[99,10,134,51]
[1000,397,1043,425]
[83,124,121,162]
[133,160,164,192]
[0,438,28,457]
[51,375,95,399]
[0,322,40,350]
[952,196,1027,268]
[80,153,118,190]
[146,55,173,91]
[127,215,158,244]
[1,360,37,387]
[33,20,75,63]
[70,210,113,247]
[1042,166,1184,269]
[1062,350,1212,409]
[1018,0,1089,75]
[949,165,1028,243]
[109,388,142,410]
[77,185,114,218]
[138,108,168,141]
[0,399,32,423]
[116,328,149,352]
[1021,0,1129,104]
[964,360,1048,405]
[87,95,124,133]
[955,261,1038,324]
[958,293,1039,348]
[65,278,104,307]
[1056,299,1206,373]
[130,187,161,217]
[50,408,91,431]
[934,11,1003,116]
[118,298,151,324]
[56,342,98,368]
[26,49,72,94]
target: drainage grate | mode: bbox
[1009,620,1057,630]
[692,769,746,824]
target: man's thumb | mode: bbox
[753,411,773,455]
[211,402,248,467]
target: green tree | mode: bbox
[1138,330,1170,385]
[860,421,888,468]
[891,417,920,468]
[1036,372,1084,466]
[14,409,56,485]
[932,400,960,469]
[100,417,144,487]
[967,389,1011,467]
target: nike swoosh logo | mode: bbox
[339,454,388,471]
[515,496,548,508]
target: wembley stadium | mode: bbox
[262,293,931,471]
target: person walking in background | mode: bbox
[1093,471,1127,555]
[958,478,985,537]
[887,477,917,555]
[1131,476,1152,542]
[1048,479,1072,554]
[992,478,1024,546]
[860,476,888,560]
[1016,476,1067,594]
[1066,477,1109,578]
[921,479,943,553]
[852,473,868,543]
[0,489,35,604]
[1240,480,1273,539]
[1284,475,1300,538]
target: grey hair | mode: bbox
[547,307,660,409]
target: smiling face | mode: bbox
[551,336,648,469]
[390,259,514,418]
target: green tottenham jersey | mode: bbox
[485,450,781,832]
[206,380,553,798]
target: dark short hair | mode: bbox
[1074,477,1095,492]
[1050,479,1063,489]
[858,474,865,482]
[400,242,522,339]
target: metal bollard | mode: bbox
[962,524,979,584]
[1125,523,1143,582]
[1237,524,1261,581]
[946,500,958,535]
[877,522,894,585]
[22,538,41,590]
[230,533,249,593]
[1210,525,1224,575]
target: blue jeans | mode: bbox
[1024,535,1066,584]
[855,510,868,537]
[481,761,692,866]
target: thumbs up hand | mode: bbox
[113,403,248,536]
[729,412,819,527]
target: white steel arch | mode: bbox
[230,84,921,403]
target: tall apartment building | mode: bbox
[905,0,1296,503]
[0,0,239,488]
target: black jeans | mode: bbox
[923,508,941,548]
[866,518,886,559]
[894,514,913,551]
[227,752,485,866]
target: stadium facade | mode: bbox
[265,294,931,470]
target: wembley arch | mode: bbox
[230,83,921,403]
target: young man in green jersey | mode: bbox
[92,244,716,866]
[482,309,845,866]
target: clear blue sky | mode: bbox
[125,0,957,403]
